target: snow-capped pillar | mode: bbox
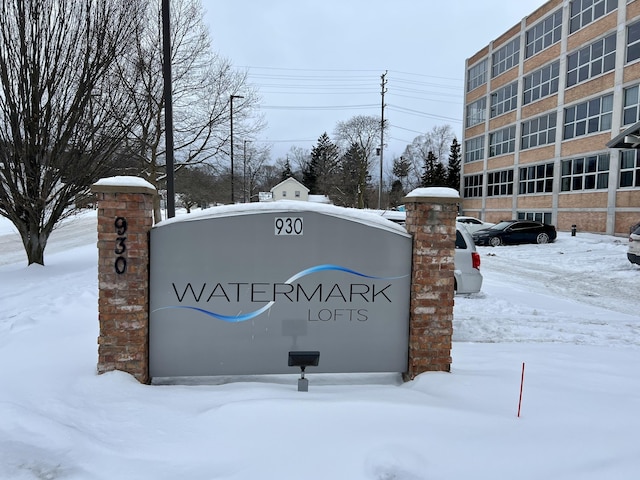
[91,176,156,384]
[403,187,459,379]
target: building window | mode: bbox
[563,93,613,140]
[295,190,300,198]
[570,0,618,34]
[525,9,562,58]
[490,82,518,118]
[464,136,485,163]
[487,169,514,197]
[466,97,486,128]
[282,191,287,197]
[523,61,560,105]
[567,33,616,87]
[492,37,520,77]
[517,211,553,224]
[519,162,554,194]
[467,59,488,92]
[521,112,557,150]
[463,174,483,198]
[561,154,610,191]
[627,20,640,63]
[623,84,640,125]
[620,150,640,187]
[489,126,516,157]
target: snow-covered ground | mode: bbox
[1,210,639,480]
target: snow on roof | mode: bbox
[93,176,156,190]
[155,200,409,236]
[308,194,331,204]
[405,187,459,199]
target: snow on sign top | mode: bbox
[93,176,156,190]
[156,200,409,236]
[405,187,459,199]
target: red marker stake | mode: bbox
[517,362,525,418]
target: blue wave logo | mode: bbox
[153,264,408,323]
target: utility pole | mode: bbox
[378,71,387,209]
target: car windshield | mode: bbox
[489,221,513,231]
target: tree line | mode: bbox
[275,123,460,209]
[179,118,461,212]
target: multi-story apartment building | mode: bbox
[462,0,640,235]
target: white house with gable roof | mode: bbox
[269,177,309,201]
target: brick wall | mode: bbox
[92,180,156,384]
[403,192,458,379]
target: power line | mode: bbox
[387,104,462,123]
[229,65,464,155]
[260,104,378,111]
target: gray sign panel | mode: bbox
[149,203,412,378]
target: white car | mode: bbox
[456,216,495,234]
[628,223,640,266]
[454,224,483,294]
[377,211,483,294]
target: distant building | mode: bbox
[462,0,640,235]
[269,177,310,202]
[258,192,273,202]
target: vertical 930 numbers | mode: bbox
[114,216,127,274]
[274,217,303,236]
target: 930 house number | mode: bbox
[274,217,303,235]
[114,216,127,274]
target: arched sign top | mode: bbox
[154,200,410,238]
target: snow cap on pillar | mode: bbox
[92,176,156,195]
[403,187,460,204]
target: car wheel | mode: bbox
[489,236,501,247]
[536,232,550,244]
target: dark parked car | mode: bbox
[472,220,557,246]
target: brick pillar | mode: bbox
[403,188,459,380]
[91,177,156,384]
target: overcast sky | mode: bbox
[203,0,546,162]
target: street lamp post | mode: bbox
[230,94,244,203]
[243,140,251,203]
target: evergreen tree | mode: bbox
[392,156,410,192]
[301,157,319,194]
[421,151,438,187]
[388,180,405,208]
[334,143,366,207]
[334,116,384,208]
[281,158,293,180]
[433,161,447,185]
[446,138,461,191]
[306,132,340,196]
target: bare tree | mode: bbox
[254,163,281,196]
[334,115,385,208]
[115,0,263,220]
[242,144,271,202]
[0,0,142,265]
[401,124,455,191]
